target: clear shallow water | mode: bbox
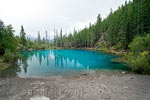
[0,49,129,78]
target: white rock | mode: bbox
[101,84,107,89]
[123,86,128,89]
[122,72,126,74]
[30,96,50,100]
[91,80,95,83]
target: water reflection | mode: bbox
[15,49,129,77]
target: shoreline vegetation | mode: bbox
[0,0,150,74]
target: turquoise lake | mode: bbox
[0,49,129,78]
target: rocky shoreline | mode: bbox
[0,73,150,100]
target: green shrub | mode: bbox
[103,42,108,47]
[52,46,57,49]
[112,42,122,50]
[38,44,47,49]
[96,47,111,54]
[127,51,150,74]
[3,49,22,62]
[3,49,13,62]
[127,34,150,74]
[13,53,23,60]
[95,42,103,48]
[129,34,150,53]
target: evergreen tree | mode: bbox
[60,28,63,47]
[37,31,41,46]
[94,14,102,42]
[20,25,26,48]
[46,30,48,43]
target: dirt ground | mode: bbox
[0,73,150,100]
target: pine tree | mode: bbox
[94,14,102,42]
[60,28,63,47]
[37,31,41,46]
[20,25,26,48]
[46,30,48,43]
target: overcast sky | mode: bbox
[0,0,131,39]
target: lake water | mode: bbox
[0,49,129,78]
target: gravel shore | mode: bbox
[0,73,150,100]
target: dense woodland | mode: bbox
[54,0,150,49]
[0,0,150,74]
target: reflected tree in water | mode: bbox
[18,50,129,73]
[21,58,28,74]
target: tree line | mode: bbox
[54,0,150,50]
[0,21,52,62]
[0,22,52,54]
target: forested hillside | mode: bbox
[54,0,150,49]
